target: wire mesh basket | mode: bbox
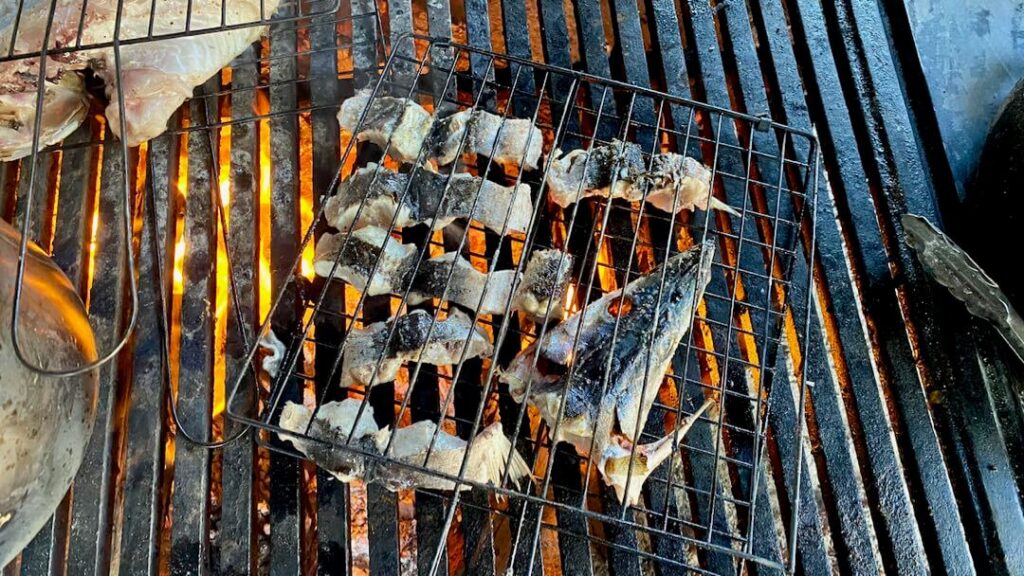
[1,0,383,375]
[235,34,820,574]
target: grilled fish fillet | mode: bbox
[546,141,738,215]
[500,241,716,503]
[341,309,493,388]
[432,109,544,171]
[83,0,281,146]
[324,163,534,235]
[337,89,433,163]
[513,248,574,322]
[314,227,518,315]
[279,399,532,491]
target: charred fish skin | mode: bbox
[409,252,518,315]
[546,140,647,207]
[313,227,416,296]
[337,89,433,163]
[313,227,521,315]
[278,400,380,483]
[502,240,716,452]
[325,163,534,235]
[514,249,575,321]
[341,309,493,388]
[324,164,415,232]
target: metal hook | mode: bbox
[9,5,139,377]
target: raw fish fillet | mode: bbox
[0,0,91,160]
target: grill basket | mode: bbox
[225,35,820,574]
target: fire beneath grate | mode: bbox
[227,36,819,574]
[1,5,821,575]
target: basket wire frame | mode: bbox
[5,0,383,376]
[0,0,342,63]
[225,34,818,573]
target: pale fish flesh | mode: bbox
[83,0,282,146]
[0,72,87,160]
[546,141,738,215]
[324,163,534,235]
[500,241,716,503]
[337,89,433,163]
[513,248,574,322]
[340,308,493,388]
[432,109,543,171]
[313,226,518,315]
[0,0,92,160]
[279,399,532,491]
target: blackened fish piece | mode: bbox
[324,163,533,234]
[513,249,574,321]
[313,226,520,315]
[340,309,493,388]
[337,89,434,163]
[546,140,647,207]
[644,152,738,215]
[313,227,415,296]
[432,109,544,171]
[546,141,738,215]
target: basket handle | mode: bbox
[9,39,139,377]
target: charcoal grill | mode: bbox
[3,0,1020,574]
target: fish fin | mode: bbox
[471,422,533,489]
[607,399,715,506]
[709,196,741,217]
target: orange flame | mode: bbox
[257,92,273,322]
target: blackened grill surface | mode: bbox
[1,1,1014,576]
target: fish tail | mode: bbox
[640,398,715,469]
[709,196,741,217]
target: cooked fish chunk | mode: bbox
[279,399,531,491]
[341,309,493,388]
[279,399,380,483]
[500,241,716,503]
[433,109,543,171]
[313,227,519,315]
[645,152,739,216]
[407,252,518,315]
[324,163,534,234]
[513,249,574,322]
[313,227,416,296]
[546,140,646,207]
[337,89,433,163]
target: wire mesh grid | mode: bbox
[225,35,819,573]
[2,0,383,376]
[0,0,342,63]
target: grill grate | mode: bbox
[226,35,820,573]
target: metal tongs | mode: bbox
[903,213,1024,364]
